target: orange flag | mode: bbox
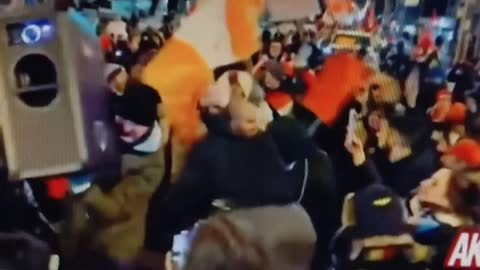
[326,0,356,16]
[142,0,265,147]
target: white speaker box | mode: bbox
[0,5,119,179]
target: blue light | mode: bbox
[20,21,54,45]
[323,46,333,55]
[21,24,42,44]
[41,24,52,33]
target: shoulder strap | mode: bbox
[297,159,309,203]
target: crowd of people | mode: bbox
[73,12,480,269]
[2,1,480,270]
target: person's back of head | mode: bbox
[185,216,269,270]
[184,206,316,270]
[385,109,431,150]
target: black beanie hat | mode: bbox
[117,83,161,127]
[352,184,410,239]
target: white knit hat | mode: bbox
[104,63,124,83]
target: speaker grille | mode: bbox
[14,54,58,107]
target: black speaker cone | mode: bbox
[14,54,58,107]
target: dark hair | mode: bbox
[358,47,368,59]
[385,110,431,148]
[213,62,248,80]
[448,176,480,220]
[137,31,161,53]
[272,32,285,43]
[262,30,272,44]
[163,13,175,25]
[435,35,445,47]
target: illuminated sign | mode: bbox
[404,0,420,7]
[334,36,358,47]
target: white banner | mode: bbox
[267,0,321,22]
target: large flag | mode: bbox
[142,0,265,147]
[302,53,373,127]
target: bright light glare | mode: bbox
[41,24,52,33]
[21,24,42,44]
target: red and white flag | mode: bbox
[445,229,480,269]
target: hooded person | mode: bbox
[66,83,170,265]
[143,71,317,260]
[140,0,271,180]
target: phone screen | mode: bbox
[346,109,358,144]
